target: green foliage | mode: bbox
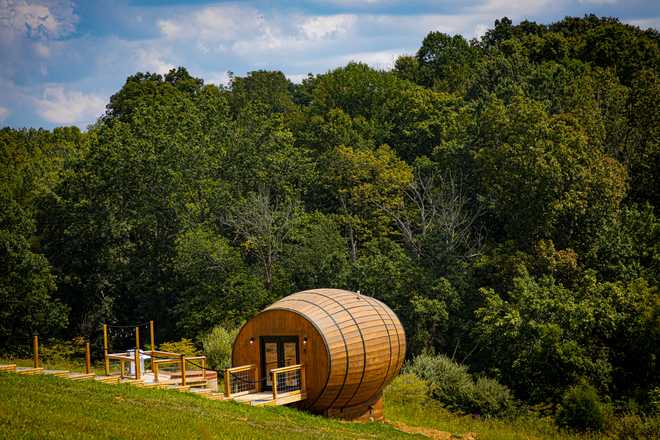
[174,227,266,337]
[556,383,606,432]
[201,325,240,370]
[40,337,86,363]
[159,339,198,357]
[405,353,516,418]
[383,373,430,407]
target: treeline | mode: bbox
[1,15,658,409]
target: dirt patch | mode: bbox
[387,420,476,440]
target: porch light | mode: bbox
[249,337,254,345]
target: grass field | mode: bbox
[0,373,420,439]
[0,362,615,440]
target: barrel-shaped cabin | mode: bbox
[230,288,406,420]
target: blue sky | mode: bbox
[1,0,658,129]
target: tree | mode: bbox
[174,227,267,337]
[224,189,300,293]
[321,144,412,260]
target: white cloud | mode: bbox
[136,48,174,75]
[478,0,551,15]
[300,14,356,40]
[0,106,9,121]
[287,73,310,84]
[33,42,50,57]
[337,49,402,69]
[577,0,617,4]
[625,17,660,30]
[202,70,231,87]
[0,0,78,40]
[158,5,265,45]
[34,86,105,125]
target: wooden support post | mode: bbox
[134,326,140,380]
[149,320,155,371]
[120,359,124,379]
[33,335,39,369]
[224,369,230,397]
[103,324,109,376]
[180,355,186,387]
[254,365,260,392]
[85,342,91,374]
[153,360,159,383]
[271,371,277,401]
[202,357,206,380]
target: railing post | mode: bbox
[224,369,231,397]
[201,357,206,380]
[33,335,39,369]
[180,355,186,387]
[271,371,277,401]
[134,326,140,380]
[254,365,259,392]
[103,324,109,376]
[153,360,159,383]
[85,342,91,374]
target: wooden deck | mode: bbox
[0,363,305,408]
[231,391,306,406]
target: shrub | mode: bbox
[609,414,660,439]
[201,325,239,370]
[404,353,516,418]
[405,352,474,412]
[556,383,605,432]
[159,339,198,357]
[384,373,430,407]
[473,376,516,418]
[41,337,86,363]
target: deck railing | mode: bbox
[152,354,207,386]
[224,364,258,398]
[271,364,306,401]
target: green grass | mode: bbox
[0,374,420,440]
[381,373,607,440]
[4,360,653,439]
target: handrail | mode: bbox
[226,364,256,374]
[152,358,179,365]
[271,364,306,401]
[152,355,207,384]
[270,363,303,374]
[150,350,181,358]
[224,364,258,398]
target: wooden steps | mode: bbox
[189,387,212,395]
[170,385,191,392]
[43,370,69,378]
[201,392,227,401]
[67,372,95,381]
[2,364,231,404]
[95,375,121,384]
[119,378,143,385]
[15,367,44,375]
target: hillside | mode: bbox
[0,374,417,440]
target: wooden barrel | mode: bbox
[232,288,406,419]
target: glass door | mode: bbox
[260,336,299,390]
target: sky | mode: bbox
[0,0,658,130]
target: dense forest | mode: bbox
[1,14,659,421]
